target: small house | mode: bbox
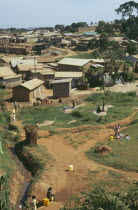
[125,55,138,71]
[83,31,97,37]
[51,79,72,98]
[54,71,83,88]
[57,39,71,48]
[29,68,55,82]
[58,58,92,72]
[0,57,11,67]
[0,67,22,88]
[13,78,45,102]
[16,64,44,80]
[36,56,55,65]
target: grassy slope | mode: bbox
[86,118,138,172]
[17,92,137,129]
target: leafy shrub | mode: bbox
[130,119,138,125]
[0,111,11,126]
[9,123,19,133]
[127,92,136,97]
[71,110,83,118]
[62,188,138,210]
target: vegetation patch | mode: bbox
[86,123,138,172]
[17,92,137,130]
[62,187,138,210]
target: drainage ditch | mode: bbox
[10,146,32,209]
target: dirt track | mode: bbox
[6,82,138,209]
[30,110,138,209]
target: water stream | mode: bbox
[10,146,32,209]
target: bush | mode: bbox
[62,188,138,210]
[0,111,11,126]
[9,123,19,133]
[71,110,83,118]
[127,92,136,97]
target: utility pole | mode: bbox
[34,57,36,78]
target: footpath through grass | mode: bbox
[17,92,137,130]
[86,116,138,172]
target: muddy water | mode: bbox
[11,147,32,209]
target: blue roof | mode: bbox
[83,31,97,36]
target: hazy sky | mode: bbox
[0,0,128,28]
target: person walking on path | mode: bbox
[72,100,76,108]
[114,124,121,136]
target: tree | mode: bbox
[87,38,99,49]
[115,1,138,40]
[121,16,138,39]
[99,33,109,50]
[55,24,65,31]
[115,1,138,18]
[126,42,138,55]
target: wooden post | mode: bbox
[24,125,38,145]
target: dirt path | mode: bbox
[30,110,138,209]
[5,97,138,209]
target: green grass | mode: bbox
[108,170,123,178]
[17,92,137,130]
[86,122,138,172]
[85,91,138,106]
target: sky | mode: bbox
[0,0,128,28]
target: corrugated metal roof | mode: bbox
[91,59,105,63]
[1,57,11,63]
[132,55,138,59]
[20,59,37,65]
[10,57,24,67]
[0,67,16,77]
[21,79,44,90]
[47,63,58,67]
[91,64,105,68]
[61,39,71,44]
[58,58,91,66]
[31,68,55,75]
[55,71,83,78]
[3,74,21,80]
[36,57,55,63]
[51,78,72,84]
[83,31,97,36]
[17,64,43,71]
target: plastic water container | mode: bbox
[109,136,114,141]
[43,198,49,206]
[69,165,73,171]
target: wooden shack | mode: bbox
[58,58,91,72]
[13,78,45,102]
[0,67,22,88]
[54,71,83,88]
[51,79,72,98]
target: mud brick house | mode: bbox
[0,67,22,88]
[0,57,11,68]
[54,71,83,88]
[51,79,72,98]
[29,68,54,82]
[13,78,45,102]
[58,58,92,72]
[16,64,44,80]
[57,39,71,48]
